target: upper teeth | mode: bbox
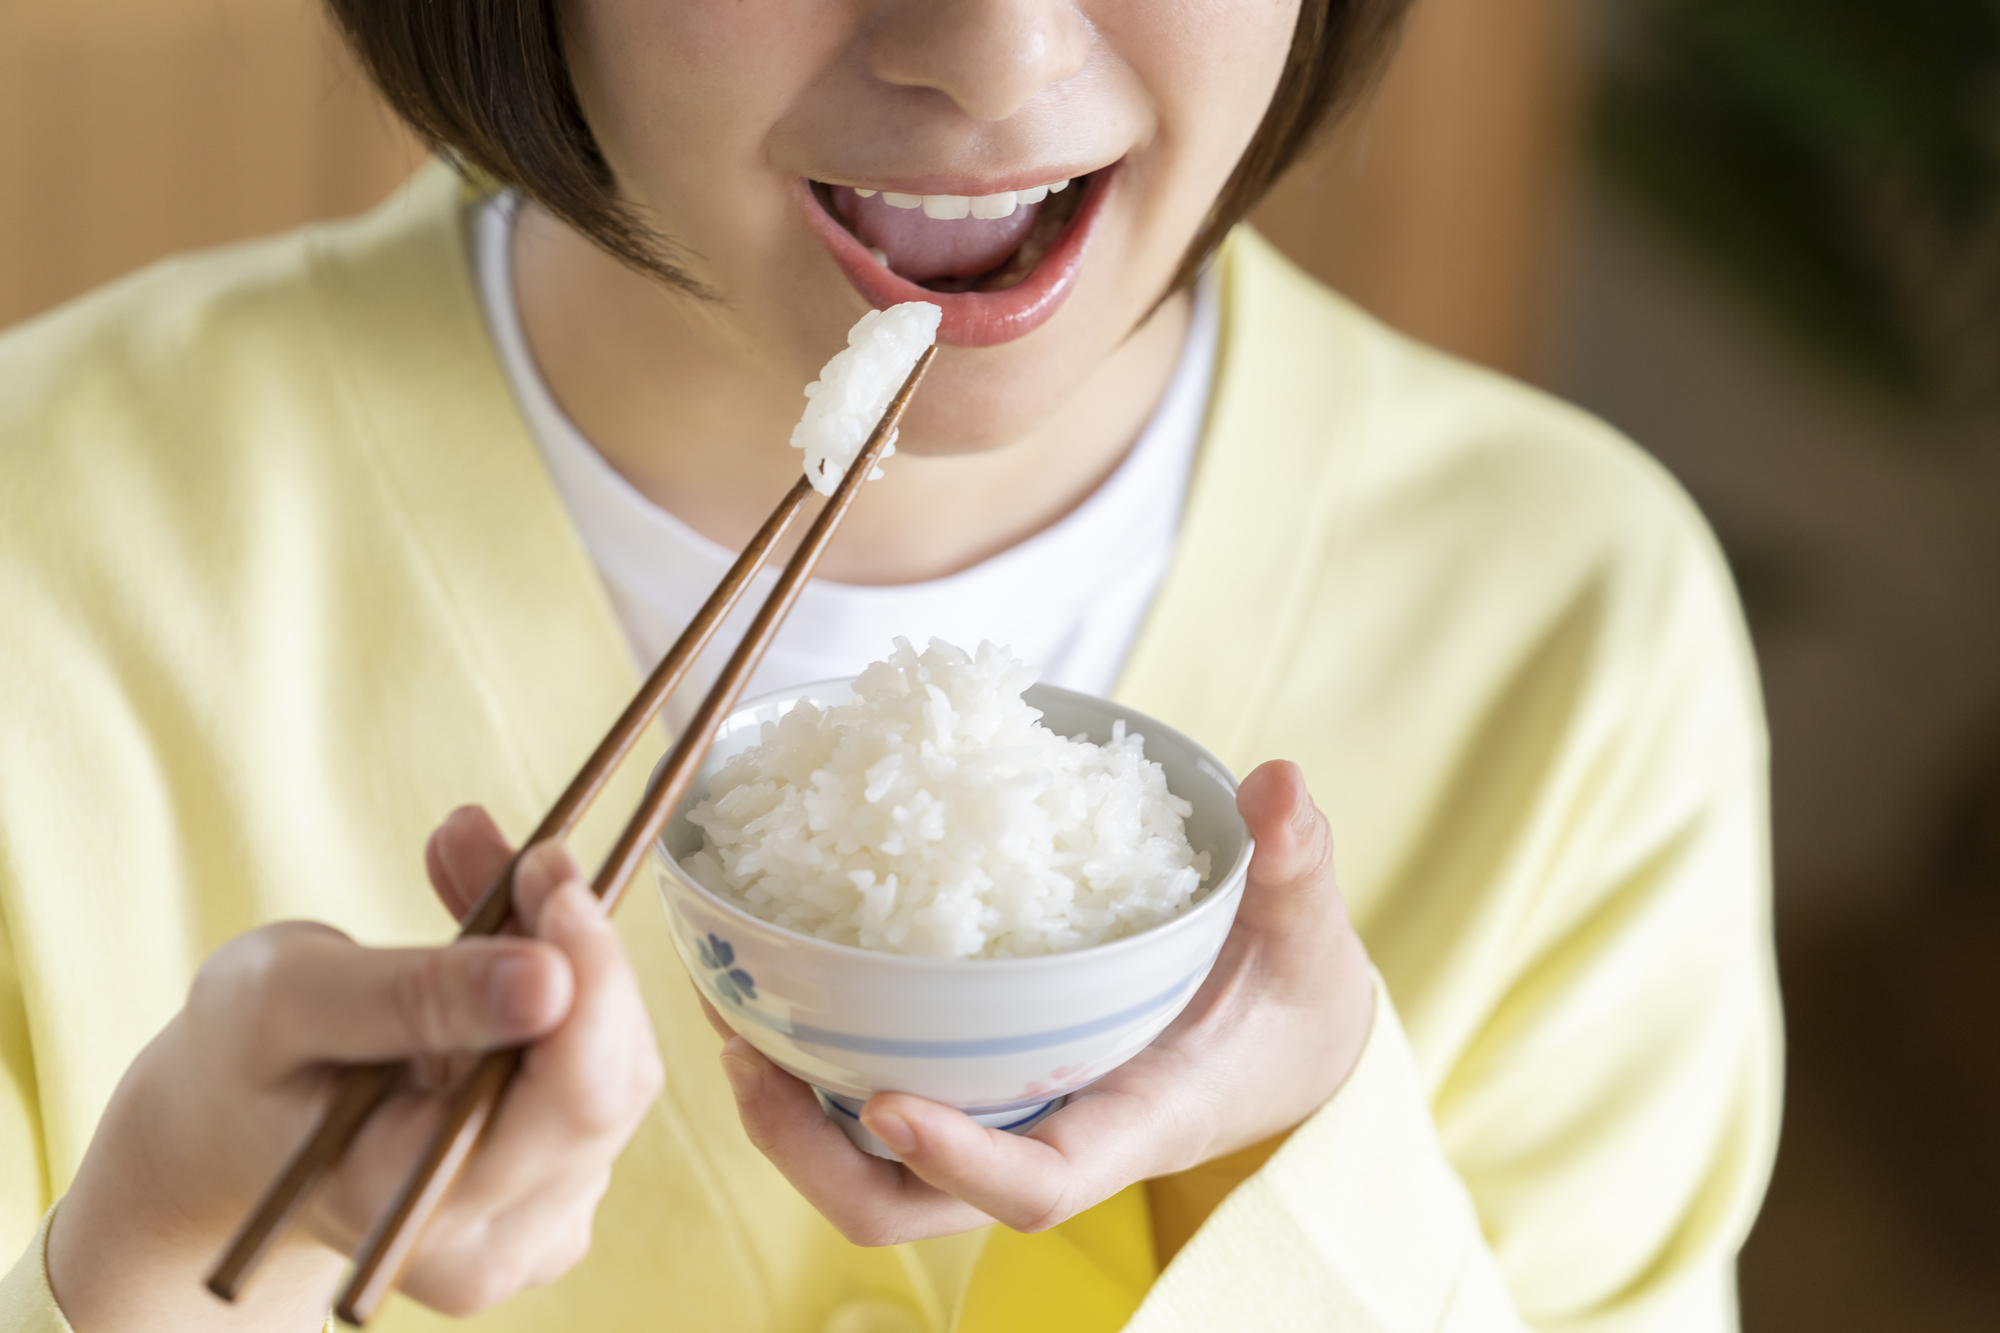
[859,181,1071,220]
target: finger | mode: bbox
[1234,761,1340,928]
[510,838,584,933]
[722,1039,991,1245]
[859,1086,1166,1233]
[329,862,632,1303]
[440,849,662,1210]
[425,805,518,924]
[520,867,663,1124]
[215,923,573,1074]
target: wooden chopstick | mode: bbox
[207,484,822,1301]
[328,345,936,1325]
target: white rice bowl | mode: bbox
[680,639,1212,959]
[790,301,941,495]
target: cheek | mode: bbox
[1072,0,1298,302]
[563,1,837,207]
[1109,0,1300,162]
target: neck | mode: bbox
[511,202,1192,585]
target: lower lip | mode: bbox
[796,169,1113,348]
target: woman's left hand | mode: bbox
[710,759,1375,1247]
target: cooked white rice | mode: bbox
[681,638,1211,959]
[790,302,942,495]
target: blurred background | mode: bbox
[2,0,1994,1326]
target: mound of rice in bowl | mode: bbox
[680,639,1211,959]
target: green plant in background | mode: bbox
[1597,0,2000,409]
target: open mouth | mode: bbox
[812,173,1089,293]
[797,164,1114,348]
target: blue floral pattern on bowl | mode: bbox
[696,932,758,1005]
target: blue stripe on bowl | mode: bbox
[994,1101,1063,1131]
[713,968,1203,1058]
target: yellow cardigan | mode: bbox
[0,165,1780,1332]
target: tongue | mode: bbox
[833,186,1041,283]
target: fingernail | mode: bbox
[865,1109,915,1154]
[720,1046,759,1098]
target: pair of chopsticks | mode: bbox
[206,346,937,1325]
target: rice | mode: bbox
[790,302,942,495]
[680,638,1212,959]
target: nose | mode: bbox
[862,0,1090,122]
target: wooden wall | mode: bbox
[0,0,423,331]
[0,0,1577,380]
[1252,0,1582,381]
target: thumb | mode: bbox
[221,925,576,1077]
[1236,760,1330,885]
[1234,761,1339,922]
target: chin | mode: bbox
[884,382,1070,459]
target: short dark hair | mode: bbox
[325,1,1411,297]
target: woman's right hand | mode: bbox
[43,806,664,1332]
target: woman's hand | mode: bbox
[46,807,664,1332]
[714,760,1375,1250]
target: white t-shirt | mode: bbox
[473,192,1216,730]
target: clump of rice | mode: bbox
[790,302,942,495]
[681,638,1211,959]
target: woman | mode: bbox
[0,1,1781,1330]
